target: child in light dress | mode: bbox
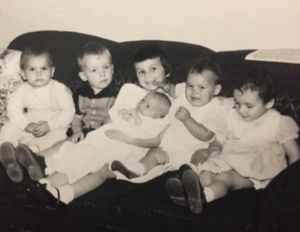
[0,46,74,183]
[166,74,300,214]
[110,59,233,181]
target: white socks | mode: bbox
[39,178,74,204]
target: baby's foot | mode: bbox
[165,177,187,207]
[182,169,205,214]
[0,142,23,183]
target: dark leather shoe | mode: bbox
[15,144,44,181]
[182,169,206,214]
[111,160,139,179]
[0,142,23,183]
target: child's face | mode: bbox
[79,52,114,93]
[21,54,54,88]
[185,70,220,107]
[137,93,168,118]
[233,88,273,122]
[134,57,166,91]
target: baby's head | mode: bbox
[137,92,171,119]
[133,46,171,91]
[20,46,55,88]
[185,59,221,107]
[233,72,275,122]
[77,42,114,93]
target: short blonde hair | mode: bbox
[77,42,112,70]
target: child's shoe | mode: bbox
[111,160,140,179]
[0,142,23,183]
[15,144,44,181]
[165,177,187,207]
[182,169,206,214]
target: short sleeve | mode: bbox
[278,116,299,144]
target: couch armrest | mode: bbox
[254,159,300,232]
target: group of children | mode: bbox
[0,41,299,215]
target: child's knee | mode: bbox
[191,148,209,165]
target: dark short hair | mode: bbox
[20,45,54,69]
[77,42,111,69]
[133,46,172,76]
[235,70,276,103]
[189,58,221,84]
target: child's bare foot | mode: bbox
[111,161,140,179]
[0,142,23,183]
[182,169,205,214]
[15,144,44,181]
[165,177,187,207]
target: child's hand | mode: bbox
[105,129,132,144]
[25,122,39,133]
[118,109,133,121]
[153,81,171,92]
[32,121,50,137]
[72,131,85,143]
[175,106,191,122]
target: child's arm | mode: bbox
[282,139,300,165]
[71,116,85,143]
[175,106,214,141]
[105,129,161,148]
[47,84,75,132]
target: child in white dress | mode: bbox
[0,46,74,183]
[166,74,300,214]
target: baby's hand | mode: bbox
[175,106,191,122]
[32,121,50,137]
[25,122,38,133]
[105,129,132,144]
[71,131,85,143]
[153,80,171,93]
[118,109,133,121]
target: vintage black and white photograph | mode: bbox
[0,0,299,231]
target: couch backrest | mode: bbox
[8,30,214,92]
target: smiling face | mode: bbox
[79,51,114,93]
[134,57,167,91]
[185,70,221,107]
[233,88,274,122]
[21,54,54,88]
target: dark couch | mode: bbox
[1,30,300,232]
